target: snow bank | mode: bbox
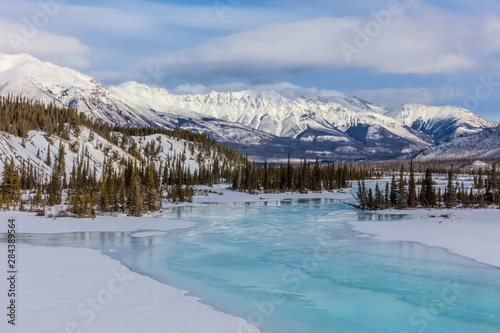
[350,209,500,268]
[0,245,260,333]
[0,211,260,333]
[192,185,353,204]
[6,212,193,234]
[130,231,168,238]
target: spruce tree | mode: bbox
[397,166,407,209]
[263,159,269,191]
[444,168,456,208]
[46,144,51,166]
[286,154,292,190]
[420,169,436,207]
[145,164,158,211]
[390,175,397,207]
[407,160,417,207]
[0,158,21,209]
[127,165,144,216]
[375,183,384,209]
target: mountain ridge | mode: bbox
[0,53,497,161]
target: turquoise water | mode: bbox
[10,199,500,332]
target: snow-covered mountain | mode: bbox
[0,53,497,161]
[416,127,500,161]
[384,103,494,142]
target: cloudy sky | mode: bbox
[1,0,500,120]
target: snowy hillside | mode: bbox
[0,53,497,161]
[0,126,220,181]
[384,103,496,142]
[415,127,500,160]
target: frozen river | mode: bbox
[15,199,500,332]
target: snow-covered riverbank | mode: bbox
[350,208,500,268]
[0,210,261,333]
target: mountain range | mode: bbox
[0,53,497,161]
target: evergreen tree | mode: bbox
[397,165,407,209]
[384,181,390,205]
[444,168,456,208]
[0,158,22,209]
[374,183,384,209]
[46,144,51,166]
[286,154,292,190]
[127,165,144,216]
[420,169,436,207]
[354,180,368,209]
[263,159,269,191]
[390,175,397,206]
[144,163,159,211]
[407,160,417,207]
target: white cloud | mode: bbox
[174,81,346,98]
[174,83,209,95]
[88,70,145,85]
[0,18,89,68]
[174,82,463,107]
[353,87,466,106]
[479,13,500,53]
[138,1,500,83]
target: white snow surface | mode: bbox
[130,231,168,237]
[350,209,500,268]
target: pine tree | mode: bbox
[354,180,368,209]
[384,181,390,205]
[31,184,42,209]
[144,164,158,211]
[390,175,397,206]
[46,144,52,166]
[420,169,436,207]
[444,168,456,208]
[374,183,384,209]
[0,158,22,209]
[397,166,407,209]
[286,154,292,190]
[99,172,110,212]
[263,159,269,191]
[47,162,62,206]
[407,160,417,207]
[312,157,322,191]
[127,165,144,216]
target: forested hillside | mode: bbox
[0,97,370,217]
[0,96,245,216]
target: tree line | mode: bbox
[354,162,500,210]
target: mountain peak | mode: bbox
[259,89,287,101]
[0,52,497,160]
[0,53,45,73]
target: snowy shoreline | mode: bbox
[349,208,500,268]
[0,210,261,333]
[1,187,500,332]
